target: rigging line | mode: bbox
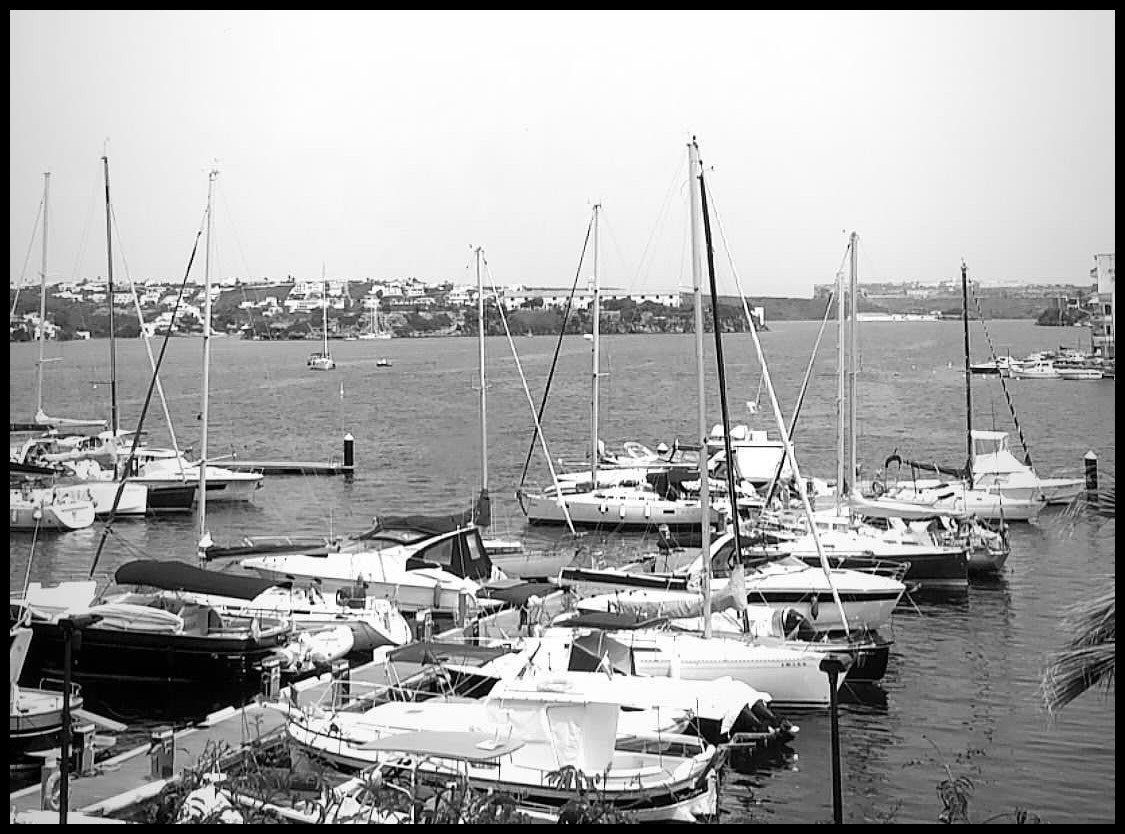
[699,166,746,572]
[483,253,577,536]
[970,285,1033,466]
[10,198,43,319]
[704,180,851,636]
[89,218,207,579]
[631,147,689,292]
[66,161,103,285]
[516,212,594,492]
[761,286,836,508]
[111,202,184,460]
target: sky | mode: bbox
[9,10,1116,298]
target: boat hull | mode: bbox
[16,617,290,723]
[9,488,96,531]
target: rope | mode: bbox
[89,212,207,579]
[481,253,577,536]
[971,286,1033,465]
[10,197,43,319]
[516,213,593,493]
[707,178,851,636]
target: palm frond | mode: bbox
[1041,583,1116,714]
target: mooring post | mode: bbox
[1084,450,1098,498]
[343,432,355,480]
[820,654,852,824]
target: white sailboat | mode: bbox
[307,266,336,370]
[868,262,1049,522]
[26,171,106,433]
[518,204,724,541]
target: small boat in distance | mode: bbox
[375,357,392,367]
[307,265,336,371]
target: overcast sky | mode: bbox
[9,10,1116,297]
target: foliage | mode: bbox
[925,738,1044,825]
[546,765,636,824]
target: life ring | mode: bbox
[43,770,62,811]
[871,479,886,498]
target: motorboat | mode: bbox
[555,529,908,633]
[12,570,292,723]
[280,694,721,823]
[108,559,416,675]
[238,525,506,619]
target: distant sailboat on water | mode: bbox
[307,265,336,371]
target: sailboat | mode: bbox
[869,262,1048,522]
[25,172,106,433]
[307,266,337,370]
[518,204,724,542]
[358,298,392,340]
[552,141,908,649]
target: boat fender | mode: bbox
[871,479,886,497]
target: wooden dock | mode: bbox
[9,648,428,823]
[219,460,351,476]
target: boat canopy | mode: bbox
[114,560,285,600]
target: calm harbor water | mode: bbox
[9,319,1115,823]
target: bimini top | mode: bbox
[114,559,285,600]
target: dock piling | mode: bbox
[150,727,175,780]
[1084,450,1099,494]
[260,656,281,701]
[75,722,97,776]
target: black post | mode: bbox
[343,432,354,481]
[59,618,74,826]
[820,654,851,824]
[1084,450,1098,494]
[58,613,101,825]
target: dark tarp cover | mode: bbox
[356,490,492,538]
[569,630,635,675]
[476,581,556,607]
[113,560,284,600]
[388,640,512,667]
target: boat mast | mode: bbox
[102,155,119,435]
[589,203,602,490]
[688,139,712,638]
[847,232,858,494]
[475,246,489,496]
[960,260,974,488]
[322,264,330,356]
[835,264,846,513]
[197,168,217,561]
[35,172,50,419]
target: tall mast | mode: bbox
[197,168,217,560]
[699,146,745,631]
[960,261,974,488]
[834,265,846,512]
[847,232,858,493]
[322,265,329,355]
[475,246,488,493]
[589,203,602,489]
[35,172,50,419]
[102,155,119,435]
[688,139,712,638]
